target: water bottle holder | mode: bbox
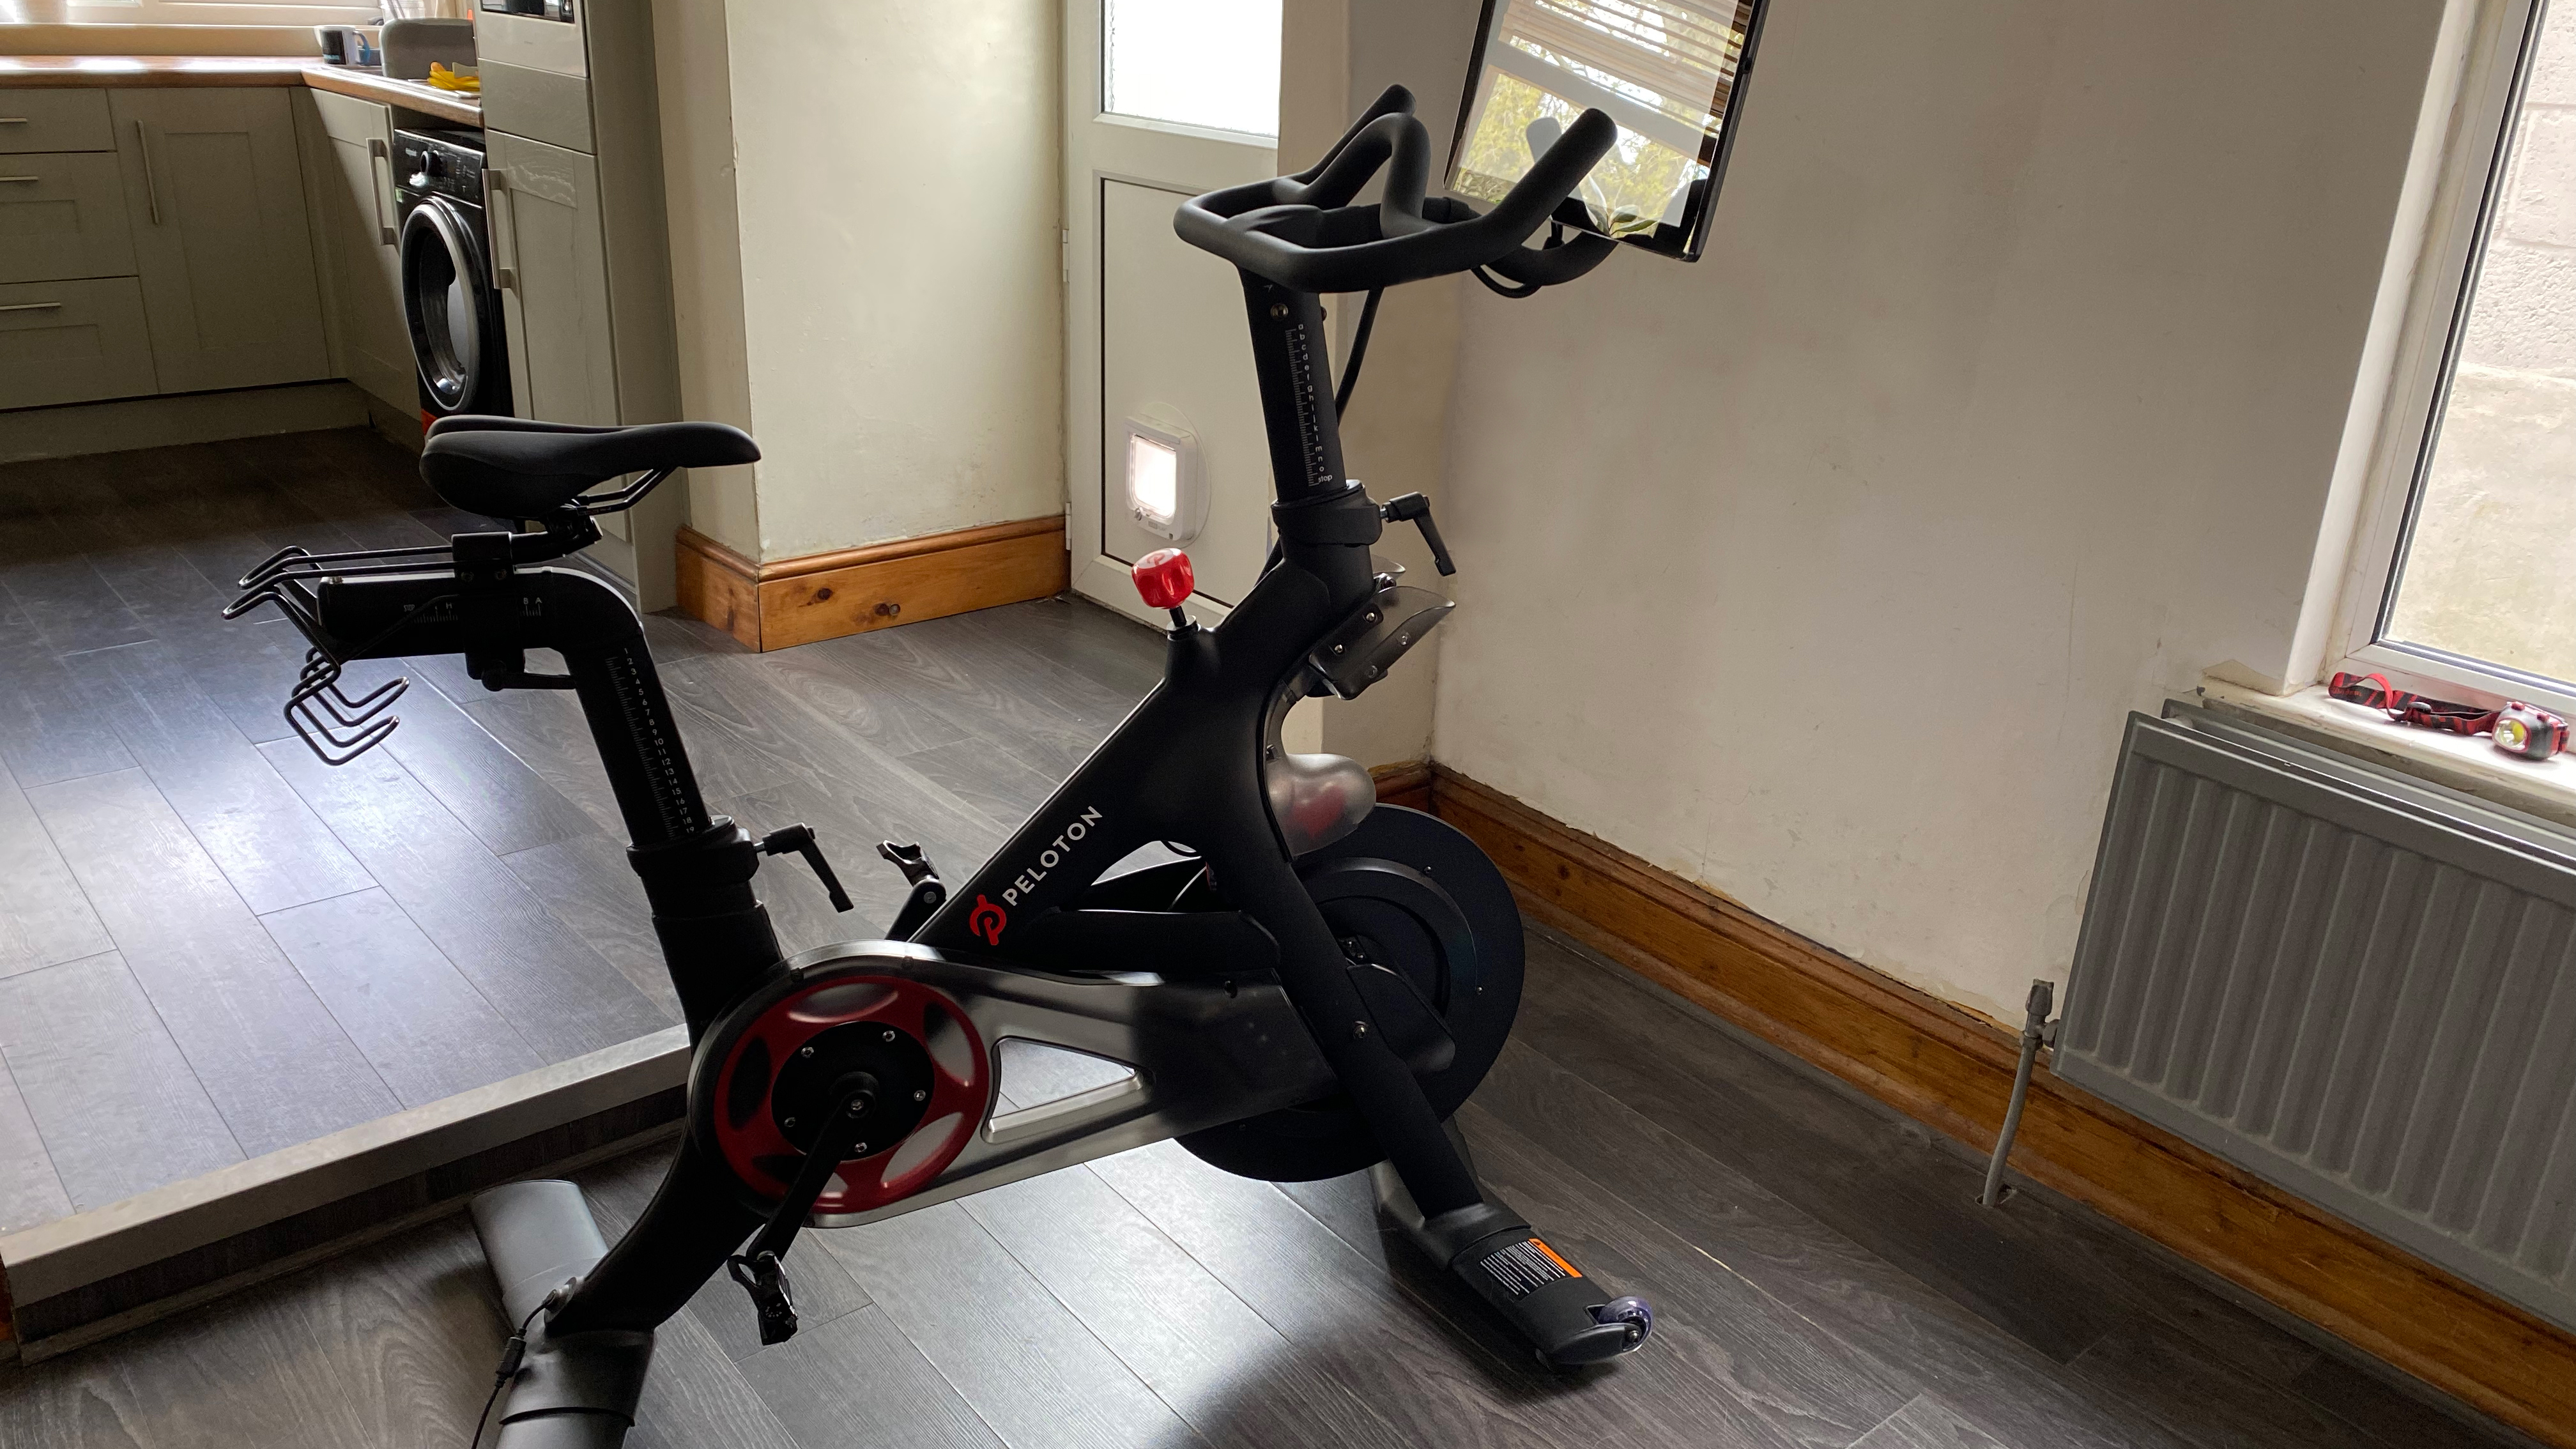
[224,538,462,765]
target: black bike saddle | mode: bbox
[420,415,760,519]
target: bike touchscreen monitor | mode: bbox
[1448,0,1768,263]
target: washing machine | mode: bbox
[395,127,512,418]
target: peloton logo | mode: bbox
[967,895,1008,945]
[999,805,1107,917]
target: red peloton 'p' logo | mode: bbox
[967,894,1008,945]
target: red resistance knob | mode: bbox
[1131,548,1194,610]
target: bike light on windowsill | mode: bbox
[1124,413,1205,543]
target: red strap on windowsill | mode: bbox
[2327,671,2495,733]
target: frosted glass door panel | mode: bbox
[1105,0,1281,139]
[1100,179,1268,604]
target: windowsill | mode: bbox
[2196,674,2576,832]
[0,23,363,60]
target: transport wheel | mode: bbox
[1595,1296,1655,1350]
[1179,805,1524,1182]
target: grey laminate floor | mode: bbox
[0,927,2515,1449]
[0,433,2522,1449]
[0,429,1163,1235]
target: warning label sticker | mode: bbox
[1480,1237,1583,1298]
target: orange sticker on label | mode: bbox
[1479,1236,1583,1296]
[1528,1238,1582,1278]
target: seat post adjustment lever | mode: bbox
[878,842,947,939]
[759,824,853,912]
[1380,493,1455,576]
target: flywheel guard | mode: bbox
[1177,804,1523,1181]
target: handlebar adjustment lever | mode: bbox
[760,824,854,912]
[1381,493,1455,576]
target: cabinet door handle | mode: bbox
[0,302,64,313]
[484,165,518,291]
[133,120,160,226]
[0,176,38,184]
[367,137,395,247]
[0,118,28,126]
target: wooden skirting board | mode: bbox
[1414,763,2576,1447]
[1368,760,1433,811]
[675,517,1070,652]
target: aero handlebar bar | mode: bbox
[1175,84,1621,295]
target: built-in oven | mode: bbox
[477,0,576,20]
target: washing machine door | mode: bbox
[401,196,497,415]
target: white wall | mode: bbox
[651,0,757,554]
[1428,0,2446,1022]
[655,0,1064,563]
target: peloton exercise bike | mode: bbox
[228,86,1636,1447]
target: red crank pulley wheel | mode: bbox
[707,974,989,1216]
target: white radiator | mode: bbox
[2059,705,2576,1333]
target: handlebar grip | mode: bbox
[1485,228,1618,288]
[1174,105,1620,294]
[1487,109,1618,232]
[1291,84,1416,186]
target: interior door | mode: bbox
[1066,0,1284,626]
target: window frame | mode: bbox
[2330,0,2576,719]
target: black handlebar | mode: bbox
[1175,84,1621,295]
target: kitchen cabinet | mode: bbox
[0,277,157,408]
[484,129,615,429]
[0,151,134,286]
[0,90,113,156]
[111,88,330,394]
[295,89,412,411]
[485,128,644,555]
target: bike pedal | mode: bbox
[727,1250,800,1346]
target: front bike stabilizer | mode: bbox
[1372,1128,1653,1368]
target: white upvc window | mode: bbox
[2332,0,2576,719]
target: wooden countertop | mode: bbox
[0,54,481,127]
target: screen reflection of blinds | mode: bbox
[1499,0,1751,137]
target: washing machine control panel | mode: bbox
[394,129,488,208]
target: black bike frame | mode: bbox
[314,562,781,1335]
[910,273,1482,1216]
[303,268,1478,1349]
